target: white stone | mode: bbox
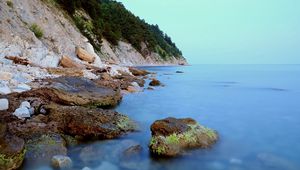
[20,101,31,108]
[51,155,73,169]
[83,70,99,80]
[13,107,31,119]
[0,98,9,111]
[0,85,11,94]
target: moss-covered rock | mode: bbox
[149,117,218,157]
[46,104,137,139]
[25,134,67,162]
[0,123,26,170]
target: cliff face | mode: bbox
[0,0,187,67]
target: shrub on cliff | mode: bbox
[30,24,44,39]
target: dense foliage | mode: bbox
[56,0,182,59]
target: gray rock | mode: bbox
[0,98,9,111]
[51,155,72,169]
[13,107,31,119]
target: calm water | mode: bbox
[29,65,300,170]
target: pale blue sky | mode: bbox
[118,0,300,64]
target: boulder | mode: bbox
[46,104,136,139]
[76,47,95,63]
[149,79,161,86]
[149,117,218,157]
[51,155,73,169]
[0,124,26,170]
[0,98,9,111]
[59,55,84,68]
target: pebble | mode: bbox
[0,98,9,111]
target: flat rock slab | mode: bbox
[11,76,122,108]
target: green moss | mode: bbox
[182,130,197,143]
[202,127,217,139]
[155,146,166,155]
[6,0,13,8]
[30,24,44,39]
[0,148,26,169]
[117,116,136,131]
[166,133,179,144]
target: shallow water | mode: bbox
[26,65,300,170]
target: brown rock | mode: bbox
[46,104,136,139]
[59,55,84,68]
[4,56,31,66]
[0,123,26,170]
[47,68,84,77]
[129,67,150,76]
[75,47,95,63]
[150,117,191,136]
[149,78,161,86]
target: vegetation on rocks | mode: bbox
[29,24,44,39]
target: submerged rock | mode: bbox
[0,123,26,170]
[176,71,184,73]
[149,79,161,86]
[149,117,218,157]
[25,134,67,161]
[51,155,73,169]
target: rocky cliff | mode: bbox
[0,0,187,67]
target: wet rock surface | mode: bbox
[25,134,67,161]
[149,117,218,157]
[46,104,137,139]
[0,123,26,170]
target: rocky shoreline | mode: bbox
[0,49,215,170]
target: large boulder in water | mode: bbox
[0,123,26,170]
[149,117,218,157]
[46,104,137,139]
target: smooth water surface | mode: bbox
[31,65,300,170]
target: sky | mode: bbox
[118,0,300,64]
